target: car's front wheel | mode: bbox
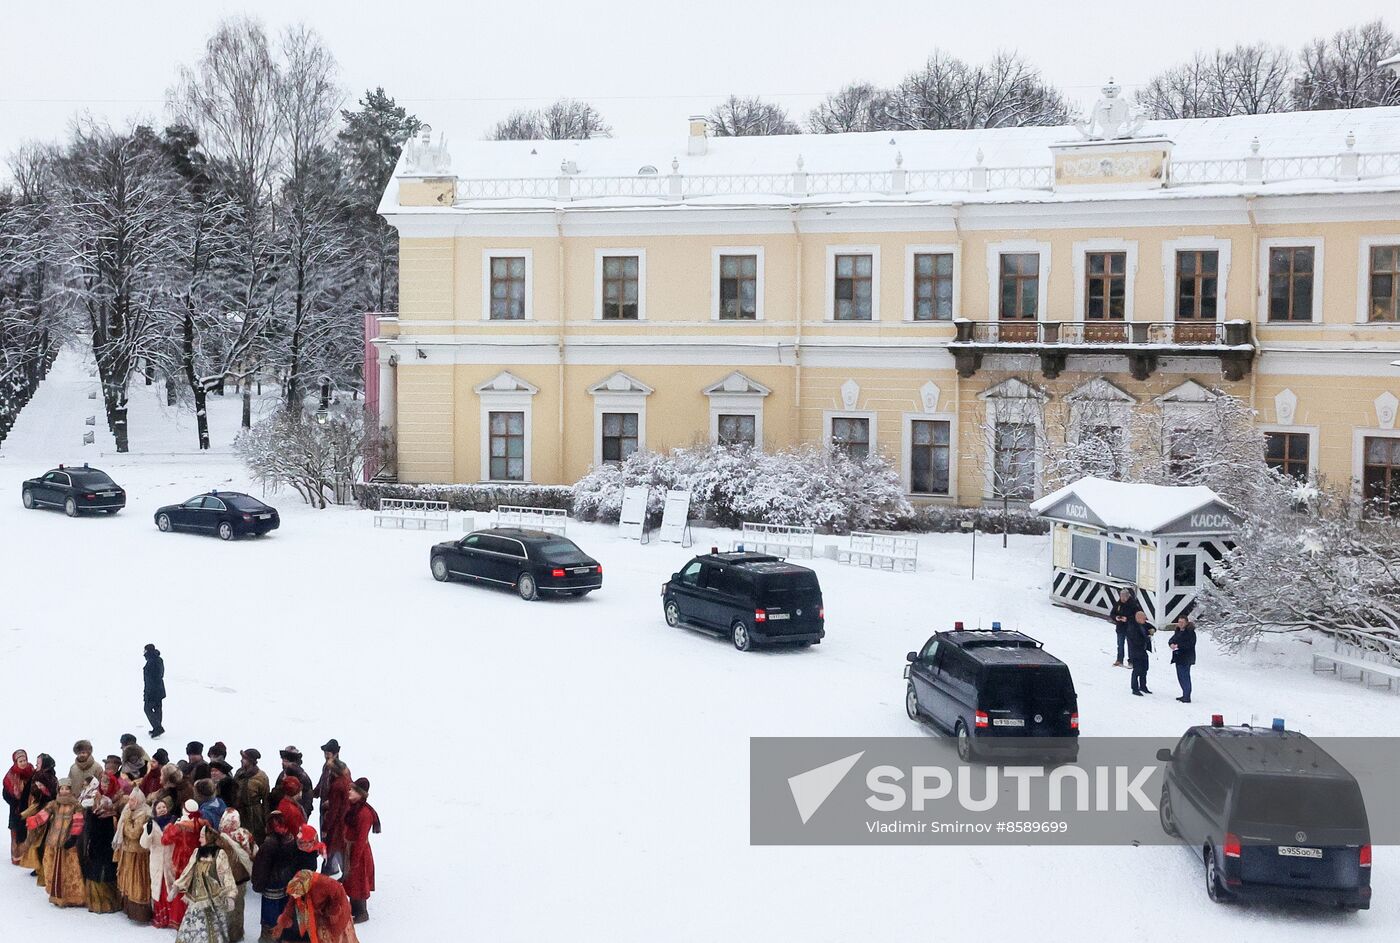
[664,599,682,627]
[63,497,78,517]
[906,683,921,721]
[517,573,538,601]
[21,489,35,510]
[955,719,974,762]
[731,619,753,652]
[157,513,172,533]
[1205,847,1232,903]
[430,556,450,582]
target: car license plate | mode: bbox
[257,514,271,520]
[1278,846,1322,859]
[992,718,1025,727]
[768,612,790,620]
[99,492,117,497]
[570,567,591,574]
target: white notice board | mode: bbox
[659,490,692,544]
[619,485,648,541]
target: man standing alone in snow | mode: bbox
[143,644,166,738]
[1127,610,1154,696]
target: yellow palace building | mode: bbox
[369,89,1400,509]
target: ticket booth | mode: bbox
[1030,477,1242,626]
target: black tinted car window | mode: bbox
[183,498,204,509]
[538,540,581,558]
[496,537,526,558]
[758,572,820,602]
[705,566,733,596]
[981,666,1074,709]
[202,497,227,511]
[939,649,976,686]
[226,495,269,512]
[1193,746,1231,811]
[70,472,115,487]
[1234,776,1367,829]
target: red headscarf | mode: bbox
[3,750,34,799]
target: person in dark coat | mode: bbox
[342,778,378,924]
[1127,610,1154,695]
[180,742,210,786]
[4,749,35,865]
[210,760,238,807]
[251,811,301,940]
[312,740,352,876]
[274,748,314,820]
[1108,588,1140,667]
[143,644,166,738]
[1169,614,1198,703]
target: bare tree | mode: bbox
[49,121,184,452]
[1138,44,1295,118]
[889,50,1071,130]
[707,95,800,136]
[488,98,611,140]
[1294,19,1400,110]
[169,16,283,428]
[806,82,896,133]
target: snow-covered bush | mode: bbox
[895,504,1049,535]
[354,481,574,513]
[1197,479,1400,666]
[571,444,912,532]
[236,406,369,508]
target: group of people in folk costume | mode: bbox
[4,736,380,943]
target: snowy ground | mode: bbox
[1,347,1397,940]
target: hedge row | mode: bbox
[352,481,574,513]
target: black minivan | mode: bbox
[661,550,824,651]
[904,625,1079,762]
[1158,717,1371,910]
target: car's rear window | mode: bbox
[226,495,270,512]
[538,540,582,558]
[757,572,821,603]
[70,471,116,488]
[980,665,1075,709]
[1233,776,1367,830]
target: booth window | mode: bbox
[1071,533,1101,573]
[1106,542,1138,582]
[1173,552,1198,587]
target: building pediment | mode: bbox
[702,371,771,398]
[587,371,654,396]
[1066,377,1136,404]
[978,377,1045,401]
[474,371,539,395]
[1155,379,1217,405]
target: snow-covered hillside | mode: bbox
[1,347,1396,940]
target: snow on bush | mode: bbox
[572,444,912,532]
[236,406,370,508]
[353,481,574,513]
[1197,479,1400,666]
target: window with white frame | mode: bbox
[833,253,875,320]
[831,416,871,459]
[1369,244,1400,323]
[1267,246,1315,323]
[1174,249,1220,321]
[488,411,526,481]
[1363,435,1400,514]
[600,412,639,463]
[911,252,954,321]
[717,414,757,447]
[1084,251,1127,320]
[909,419,951,495]
[717,253,759,320]
[999,253,1041,320]
[597,252,644,320]
[1264,430,1310,481]
[488,256,528,320]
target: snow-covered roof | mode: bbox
[381,107,1400,214]
[1030,477,1241,535]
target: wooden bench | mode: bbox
[1312,650,1400,692]
[838,532,919,572]
[374,498,450,531]
[494,505,568,535]
[732,522,815,559]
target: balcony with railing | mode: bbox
[948,319,1255,381]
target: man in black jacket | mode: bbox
[1169,615,1197,703]
[1127,610,1154,696]
[143,644,165,738]
[1108,588,1140,668]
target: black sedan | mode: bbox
[154,491,280,540]
[430,528,602,600]
[21,464,126,516]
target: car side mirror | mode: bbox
[906,651,918,663]
[1156,748,1173,762]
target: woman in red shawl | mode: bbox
[272,870,360,943]
[341,779,379,924]
[276,777,307,834]
[17,754,57,878]
[4,749,35,864]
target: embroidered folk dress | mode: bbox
[174,848,237,943]
[33,797,85,907]
[114,800,154,922]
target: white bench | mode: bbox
[732,522,815,559]
[373,498,450,531]
[494,505,568,535]
[838,532,919,572]
[1312,651,1400,692]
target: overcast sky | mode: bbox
[1,0,1394,171]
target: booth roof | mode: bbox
[1029,477,1230,533]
